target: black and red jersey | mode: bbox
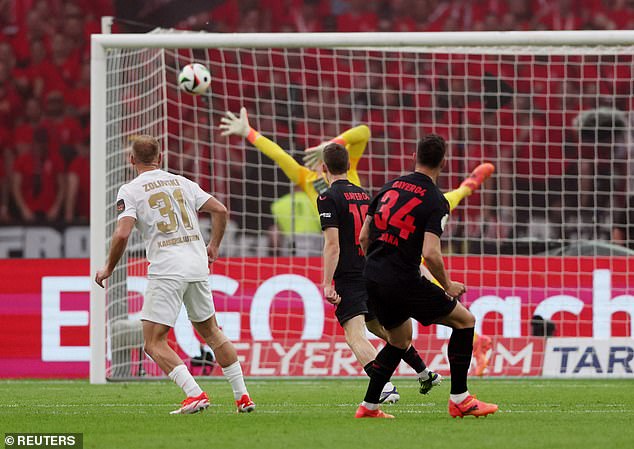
[364,172,449,283]
[317,179,370,280]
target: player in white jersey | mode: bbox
[95,135,255,415]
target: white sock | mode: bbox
[418,368,431,378]
[168,364,203,398]
[450,391,470,404]
[222,361,248,400]
[382,381,395,392]
[362,401,379,410]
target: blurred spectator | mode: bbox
[0,60,22,128]
[11,127,65,223]
[269,188,322,256]
[0,135,8,222]
[613,194,634,250]
[41,90,82,164]
[571,108,628,240]
[13,97,43,157]
[67,63,91,126]
[50,34,80,88]
[64,138,90,223]
[336,0,378,32]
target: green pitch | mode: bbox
[1,378,633,449]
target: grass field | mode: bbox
[1,378,633,449]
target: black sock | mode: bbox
[448,327,475,394]
[401,345,426,374]
[363,344,407,404]
[363,361,374,377]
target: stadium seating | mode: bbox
[0,0,631,250]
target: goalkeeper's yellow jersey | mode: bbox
[247,125,370,209]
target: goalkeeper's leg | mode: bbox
[444,162,495,212]
[192,315,256,413]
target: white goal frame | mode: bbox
[90,30,634,384]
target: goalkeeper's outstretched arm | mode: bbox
[220,108,311,187]
[303,125,370,187]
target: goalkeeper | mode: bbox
[219,108,492,214]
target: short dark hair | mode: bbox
[132,135,160,164]
[323,142,349,175]
[416,134,446,168]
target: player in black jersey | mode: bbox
[317,143,441,404]
[355,134,498,419]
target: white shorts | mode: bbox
[141,279,215,327]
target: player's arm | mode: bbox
[322,227,341,305]
[220,107,311,187]
[317,194,342,304]
[95,216,136,287]
[11,172,34,221]
[336,124,370,168]
[47,172,65,221]
[199,196,228,263]
[359,215,372,256]
[303,125,370,186]
[64,171,79,222]
[422,232,465,299]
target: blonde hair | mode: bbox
[132,135,160,164]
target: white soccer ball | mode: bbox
[178,63,211,95]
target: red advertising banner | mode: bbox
[0,257,631,378]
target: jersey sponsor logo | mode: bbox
[392,181,427,197]
[318,196,327,201]
[440,214,449,231]
[116,199,125,213]
[319,212,332,218]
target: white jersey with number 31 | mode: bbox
[116,169,212,280]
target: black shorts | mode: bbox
[366,276,457,330]
[333,277,376,325]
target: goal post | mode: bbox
[91,31,634,383]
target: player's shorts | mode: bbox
[366,276,457,330]
[141,279,215,327]
[333,276,376,325]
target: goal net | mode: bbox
[91,32,634,382]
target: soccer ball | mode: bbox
[177,63,211,95]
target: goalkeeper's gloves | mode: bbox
[302,141,328,171]
[219,107,250,138]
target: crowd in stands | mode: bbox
[0,0,111,224]
[0,0,632,252]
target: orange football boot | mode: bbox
[448,395,498,418]
[460,163,495,193]
[355,404,395,419]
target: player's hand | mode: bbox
[46,204,60,221]
[302,141,328,170]
[445,281,466,299]
[21,207,35,222]
[323,285,341,305]
[95,266,113,288]
[219,107,250,138]
[207,243,220,263]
